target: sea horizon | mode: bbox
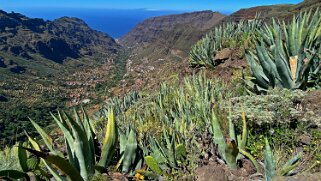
[1,7,188,38]
[1,7,233,38]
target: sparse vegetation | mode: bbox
[1,5,321,181]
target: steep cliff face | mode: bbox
[119,10,225,49]
[0,10,120,65]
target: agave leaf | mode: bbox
[256,40,278,85]
[25,131,41,151]
[264,138,276,181]
[239,111,248,150]
[18,142,29,172]
[145,156,163,175]
[122,129,137,174]
[168,131,178,167]
[211,110,226,159]
[30,119,56,154]
[274,36,293,89]
[26,135,68,181]
[80,107,96,165]
[0,170,27,179]
[98,108,118,168]
[296,54,317,89]
[225,139,239,169]
[51,113,78,169]
[175,144,187,161]
[43,161,68,181]
[63,112,94,180]
[149,139,167,166]
[239,148,259,172]
[228,108,236,142]
[277,153,301,176]
[21,147,84,181]
[245,51,270,89]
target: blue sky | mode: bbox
[2,0,303,12]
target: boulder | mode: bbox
[214,48,232,62]
[196,164,228,181]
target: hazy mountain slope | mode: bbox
[224,0,321,22]
[120,10,225,47]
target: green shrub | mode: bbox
[0,146,20,171]
[225,88,305,126]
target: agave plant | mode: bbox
[116,128,144,175]
[144,129,187,177]
[245,9,321,93]
[95,91,142,118]
[264,138,301,181]
[189,17,262,68]
[24,108,118,181]
[209,110,259,170]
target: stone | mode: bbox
[298,134,311,145]
[196,164,228,181]
[214,48,232,61]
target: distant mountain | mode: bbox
[120,10,225,49]
[0,10,120,66]
[0,10,127,146]
[119,10,225,65]
[224,0,321,22]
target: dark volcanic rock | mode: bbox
[0,58,7,68]
[0,95,8,102]
[35,38,79,63]
[9,64,25,73]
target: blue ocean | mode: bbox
[4,8,186,38]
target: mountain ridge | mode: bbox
[0,10,120,65]
[224,0,321,22]
[119,10,225,47]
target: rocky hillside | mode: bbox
[0,10,125,146]
[0,10,120,65]
[224,0,321,22]
[120,10,225,48]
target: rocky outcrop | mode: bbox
[0,10,121,65]
[35,38,79,63]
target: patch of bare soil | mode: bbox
[302,89,321,116]
[196,159,259,181]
